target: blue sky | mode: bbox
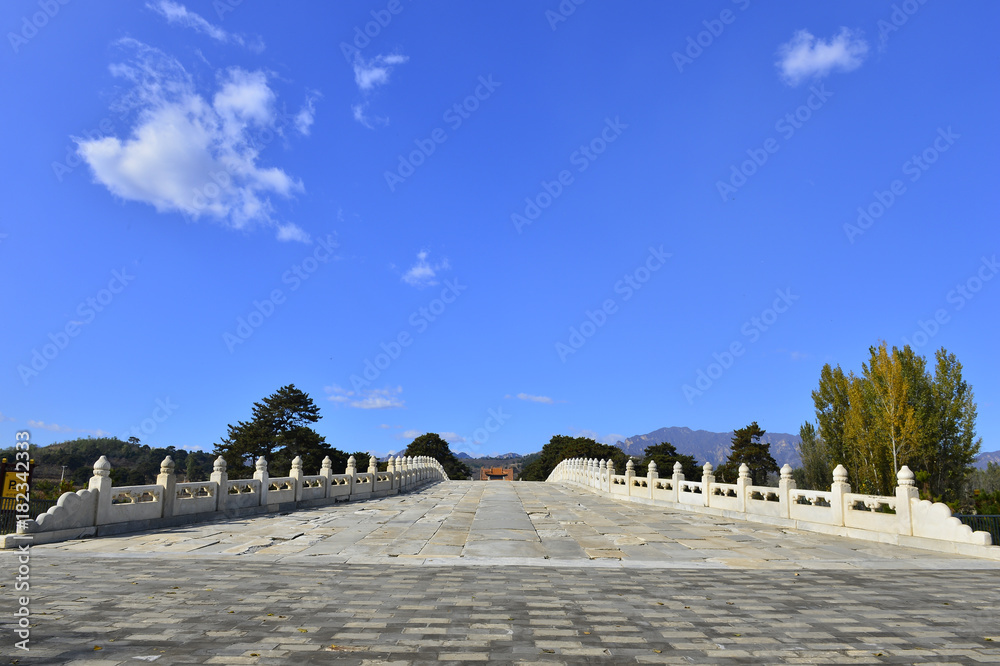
[2,1,997,460]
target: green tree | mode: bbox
[403,433,471,479]
[812,363,851,467]
[636,442,699,479]
[213,384,347,477]
[796,421,830,490]
[719,422,777,486]
[519,435,629,481]
[920,349,981,501]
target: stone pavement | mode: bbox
[2,481,999,664]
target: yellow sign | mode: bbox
[2,471,24,498]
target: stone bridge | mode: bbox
[3,459,1000,663]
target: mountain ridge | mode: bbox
[615,426,802,467]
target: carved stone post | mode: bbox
[320,456,333,498]
[702,462,714,507]
[625,459,634,496]
[157,456,176,519]
[672,462,684,503]
[895,465,918,536]
[778,463,795,518]
[605,459,613,493]
[368,455,378,476]
[211,456,228,512]
[830,464,850,527]
[736,463,750,513]
[254,456,269,507]
[290,456,304,502]
[89,456,113,526]
[346,455,357,496]
[647,461,657,499]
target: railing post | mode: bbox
[89,456,113,526]
[778,463,795,518]
[831,464,850,527]
[647,461,657,499]
[702,462,714,507]
[736,463,750,513]
[603,459,611,492]
[211,456,228,512]
[254,456,269,507]
[346,455,357,497]
[157,456,176,519]
[625,459,635,496]
[290,456,304,502]
[895,466,918,536]
[672,462,684,503]
[320,456,333,498]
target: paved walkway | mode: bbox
[3,481,999,664]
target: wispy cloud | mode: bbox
[570,428,625,446]
[402,250,449,288]
[507,392,555,404]
[776,28,868,86]
[353,53,408,91]
[76,39,308,242]
[326,385,404,409]
[440,432,466,444]
[399,429,423,439]
[147,0,264,52]
[350,53,407,128]
[295,91,320,136]
[26,420,110,437]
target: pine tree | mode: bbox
[796,421,830,490]
[720,422,778,486]
[403,433,471,479]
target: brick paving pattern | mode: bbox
[3,481,999,664]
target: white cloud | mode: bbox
[147,0,264,52]
[399,429,423,439]
[76,40,307,241]
[276,223,310,243]
[353,53,408,91]
[440,432,466,444]
[27,420,74,432]
[350,53,407,127]
[571,428,624,446]
[326,385,404,409]
[0,411,14,422]
[402,249,449,288]
[295,91,320,136]
[776,28,868,86]
[508,393,554,404]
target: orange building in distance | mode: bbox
[479,466,514,481]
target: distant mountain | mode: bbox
[455,451,473,459]
[615,426,802,468]
[975,450,1000,469]
[496,452,521,460]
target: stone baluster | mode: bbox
[254,456,269,507]
[157,456,176,518]
[346,455,357,494]
[90,455,113,526]
[701,462,714,506]
[830,464,850,527]
[895,465,918,536]
[625,459,635,496]
[211,456,228,511]
[290,456,304,501]
[672,461,684,503]
[368,455,378,476]
[736,463,750,512]
[648,460,657,499]
[606,459,614,492]
[320,456,333,498]
[778,463,795,518]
